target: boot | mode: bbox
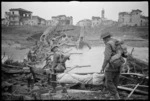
[114,93,120,100]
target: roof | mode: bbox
[32,16,45,20]
[141,15,148,19]
[10,8,32,13]
[52,15,66,18]
[131,9,142,13]
[92,16,101,20]
[119,12,130,15]
[57,15,66,17]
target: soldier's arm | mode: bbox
[102,43,112,70]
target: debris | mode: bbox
[117,86,148,95]
[127,83,139,99]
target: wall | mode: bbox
[92,20,101,27]
[131,12,141,26]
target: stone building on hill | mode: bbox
[118,9,148,27]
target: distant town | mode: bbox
[1,8,148,27]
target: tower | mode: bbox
[101,8,105,19]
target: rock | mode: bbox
[31,86,40,92]
[53,93,63,99]
[41,93,51,100]
[23,95,34,100]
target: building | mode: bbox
[46,20,57,26]
[5,8,32,25]
[118,9,148,27]
[51,15,73,26]
[91,9,115,27]
[91,16,102,27]
[28,16,46,25]
[1,18,5,25]
[40,18,46,25]
[102,19,116,26]
[76,19,92,27]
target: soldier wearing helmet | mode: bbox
[100,32,128,100]
[50,45,70,93]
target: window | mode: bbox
[130,18,132,22]
[12,11,14,15]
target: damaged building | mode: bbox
[76,19,92,27]
[29,16,46,26]
[51,15,73,26]
[91,16,102,27]
[91,9,116,27]
[4,8,32,25]
[118,9,149,27]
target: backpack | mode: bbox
[108,39,127,68]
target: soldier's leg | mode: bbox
[51,73,57,93]
[113,72,121,99]
[60,83,67,93]
[105,71,118,97]
[113,72,120,89]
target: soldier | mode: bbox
[77,36,91,50]
[50,45,70,93]
[100,32,128,100]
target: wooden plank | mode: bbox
[117,86,148,95]
[122,84,148,88]
[121,73,148,78]
[127,83,140,99]
[67,89,100,93]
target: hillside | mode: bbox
[2,25,148,48]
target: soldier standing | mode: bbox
[77,37,91,50]
[50,45,70,93]
[100,32,127,100]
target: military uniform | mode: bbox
[50,46,69,93]
[101,32,127,99]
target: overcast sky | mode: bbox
[1,1,148,25]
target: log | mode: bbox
[121,84,148,88]
[2,66,30,74]
[117,86,148,95]
[121,73,148,78]
[67,89,100,93]
[127,83,140,98]
[2,64,22,69]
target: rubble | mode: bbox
[1,23,148,100]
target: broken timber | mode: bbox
[117,86,148,95]
[127,83,140,99]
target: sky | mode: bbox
[1,1,148,25]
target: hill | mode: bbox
[2,25,148,47]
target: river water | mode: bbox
[1,44,148,73]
